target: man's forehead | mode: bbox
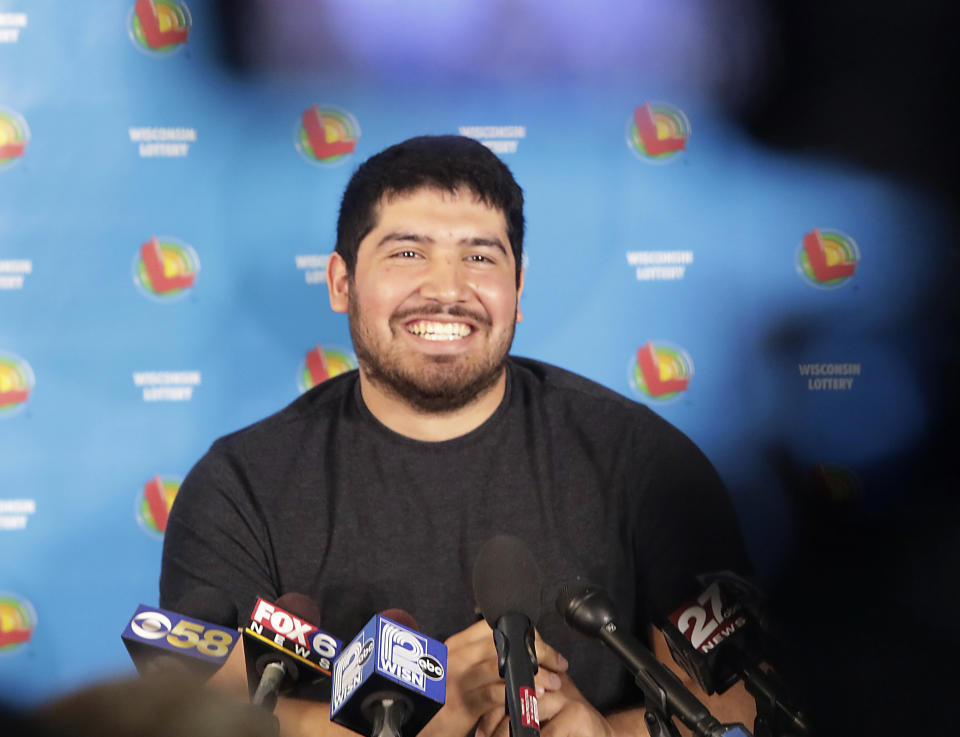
[376,186,505,219]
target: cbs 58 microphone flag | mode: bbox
[121,603,239,679]
[330,613,447,737]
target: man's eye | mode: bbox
[393,250,420,259]
[467,254,492,264]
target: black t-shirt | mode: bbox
[160,357,748,712]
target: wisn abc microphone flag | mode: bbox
[331,614,447,736]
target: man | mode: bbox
[160,135,755,736]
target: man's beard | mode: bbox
[348,291,515,414]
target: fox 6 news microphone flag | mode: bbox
[243,596,342,706]
[330,613,447,737]
[121,604,239,679]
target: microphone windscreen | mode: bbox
[174,586,239,628]
[472,534,541,626]
[275,592,323,625]
[381,608,419,631]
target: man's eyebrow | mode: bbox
[375,232,434,248]
[461,237,507,255]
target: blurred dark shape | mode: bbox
[32,673,278,737]
[1,700,58,737]
[731,0,960,195]
[760,436,960,737]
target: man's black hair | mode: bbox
[335,135,525,285]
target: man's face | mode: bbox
[329,187,523,413]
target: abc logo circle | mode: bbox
[418,654,444,680]
[359,638,375,666]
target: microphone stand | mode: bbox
[636,677,684,737]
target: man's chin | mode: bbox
[363,361,506,414]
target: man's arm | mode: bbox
[159,445,277,617]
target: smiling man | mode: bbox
[160,136,755,737]
[330,184,523,439]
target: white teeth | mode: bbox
[406,320,472,341]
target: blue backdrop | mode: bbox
[1,0,954,712]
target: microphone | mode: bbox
[661,572,808,735]
[472,534,542,737]
[556,581,752,737]
[242,593,342,712]
[121,587,240,680]
[330,610,447,737]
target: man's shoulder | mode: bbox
[508,355,702,452]
[509,356,656,418]
[211,369,358,454]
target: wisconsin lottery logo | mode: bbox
[0,108,30,170]
[629,341,693,402]
[133,236,200,301]
[626,101,690,163]
[294,105,360,167]
[297,345,357,393]
[136,475,181,537]
[0,352,34,417]
[796,228,859,288]
[0,593,36,653]
[128,0,191,55]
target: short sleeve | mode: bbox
[159,440,279,625]
[632,422,751,624]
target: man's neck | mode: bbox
[358,369,508,442]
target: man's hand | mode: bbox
[421,620,568,737]
[535,673,617,737]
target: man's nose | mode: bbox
[419,254,467,303]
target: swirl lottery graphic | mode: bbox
[0,108,30,170]
[133,236,200,301]
[629,341,694,402]
[136,475,181,537]
[811,464,863,505]
[128,0,191,55]
[0,593,37,653]
[298,346,357,394]
[295,106,361,167]
[0,352,35,417]
[796,228,859,289]
[626,101,690,163]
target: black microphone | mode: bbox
[661,572,808,735]
[121,587,240,680]
[330,609,447,737]
[557,581,752,737]
[472,534,542,737]
[242,592,341,712]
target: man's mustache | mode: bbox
[391,304,492,327]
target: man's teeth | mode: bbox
[407,321,472,341]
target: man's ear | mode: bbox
[327,252,350,314]
[516,266,525,323]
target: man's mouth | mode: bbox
[405,320,473,341]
